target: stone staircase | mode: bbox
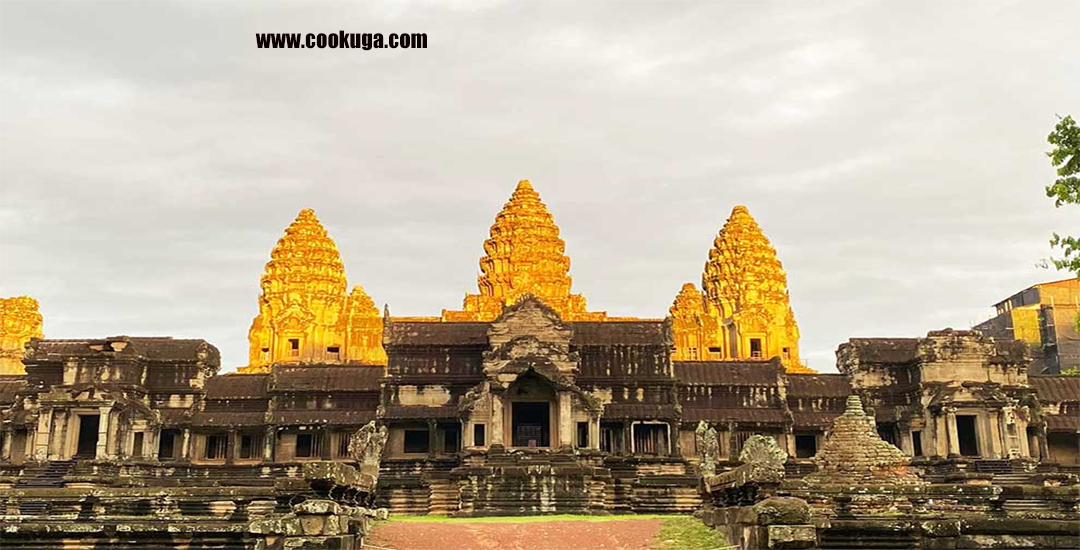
[1002,499,1056,513]
[15,460,74,488]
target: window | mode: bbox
[335,431,351,458]
[782,347,791,360]
[205,433,227,460]
[296,432,323,458]
[688,347,699,360]
[132,432,145,458]
[794,434,817,458]
[239,433,264,460]
[877,423,898,447]
[158,429,179,460]
[289,339,300,357]
[600,422,624,454]
[576,421,589,448]
[473,424,486,447]
[707,346,722,354]
[404,430,429,454]
[327,346,340,360]
[442,425,460,453]
[749,339,763,358]
[633,424,669,455]
[912,431,923,457]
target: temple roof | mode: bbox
[702,205,792,316]
[674,359,784,386]
[28,337,219,365]
[260,209,348,298]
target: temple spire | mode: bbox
[443,180,605,321]
[240,208,385,372]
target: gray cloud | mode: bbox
[1,0,1077,372]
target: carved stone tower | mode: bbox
[0,296,44,375]
[240,209,386,373]
[671,206,812,373]
[443,180,606,321]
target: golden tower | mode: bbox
[0,296,44,375]
[443,180,606,321]
[239,209,386,373]
[671,205,813,373]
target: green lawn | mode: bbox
[651,516,732,550]
[385,513,671,523]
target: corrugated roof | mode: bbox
[0,377,26,405]
[190,412,267,427]
[791,411,842,429]
[602,403,679,420]
[205,374,269,399]
[30,337,219,364]
[384,321,489,346]
[786,374,851,397]
[674,360,783,386]
[270,410,376,426]
[1030,376,1080,403]
[382,405,460,419]
[682,407,787,424]
[570,322,668,346]
[1046,414,1079,433]
[270,365,383,392]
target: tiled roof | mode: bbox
[786,374,851,397]
[1030,376,1080,404]
[270,410,376,426]
[382,405,460,420]
[681,407,787,424]
[270,365,383,392]
[674,360,783,386]
[570,322,668,346]
[205,374,269,399]
[602,403,679,420]
[384,322,489,346]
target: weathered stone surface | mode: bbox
[753,497,811,526]
[766,524,816,549]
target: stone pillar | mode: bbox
[427,420,438,458]
[490,394,504,447]
[988,410,1003,459]
[933,413,948,458]
[0,428,9,460]
[558,391,573,449]
[180,429,192,460]
[623,420,632,455]
[264,427,276,461]
[946,410,960,458]
[226,429,238,465]
[34,407,53,461]
[590,417,600,450]
[668,421,679,456]
[97,406,112,460]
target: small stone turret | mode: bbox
[0,296,44,375]
[804,395,925,486]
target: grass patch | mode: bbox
[386,513,671,524]
[651,516,730,550]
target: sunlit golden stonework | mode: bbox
[0,296,44,375]
[670,206,814,373]
[238,209,386,373]
[441,180,608,322]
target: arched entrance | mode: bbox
[506,371,557,448]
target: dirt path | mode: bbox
[365,518,666,550]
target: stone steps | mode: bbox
[15,460,74,488]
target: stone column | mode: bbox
[490,394,504,447]
[623,421,632,455]
[427,420,438,458]
[558,391,573,449]
[988,410,1003,459]
[933,413,948,458]
[97,406,112,459]
[34,407,53,461]
[226,429,238,464]
[668,421,679,456]
[590,417,600,450]
[264,427,276,462]
[946,409,960,457]
[180,429,192,460]
[0,429,9,460]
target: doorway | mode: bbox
[512,402,550,447]
[75,414,100,458]
[956,415,979,457]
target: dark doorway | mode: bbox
[956,415,979,457]
[794,434,818,458]
[512,402,550,447]
[76,415,100,458]
[750,338,763,358]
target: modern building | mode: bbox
[974,278,1080,374]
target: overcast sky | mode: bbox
[1,1,1077,373]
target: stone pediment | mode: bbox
[487,295,571,349]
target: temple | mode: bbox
[239,208,386,372]
[1,179,1078,549]
[670,205,811,373]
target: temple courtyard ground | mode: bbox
[365,514,730,550]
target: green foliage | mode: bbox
[1061,367,1080,376]
[1045,115,1080,275]
[652,516,731,550]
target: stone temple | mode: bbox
[0,180,1078,549]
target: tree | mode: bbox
[1045,114,1080,275]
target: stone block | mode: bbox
[767,524,817,549]
[753,497,811,525]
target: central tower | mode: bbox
[442,180,606,321]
